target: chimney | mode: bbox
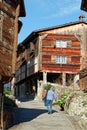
[79,14,85,22]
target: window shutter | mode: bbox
[67,56,71,63]
[67,40,72,48]
[51,55,56,62]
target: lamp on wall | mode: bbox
[81,0,87,11]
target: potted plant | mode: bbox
[43,84,52,91]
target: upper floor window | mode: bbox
[56,56,67,64]
[21,65,25,73]
[55,40,67,48]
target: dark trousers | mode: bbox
[46,99,53,113]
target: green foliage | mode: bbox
[58,92,70,107]
[53,100,59,105]
[82,101,87,107]
[4,88,12,95]
[44,84,52,91]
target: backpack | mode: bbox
[42,89,47,100]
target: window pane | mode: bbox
[56,40,60,47]
[62,56,66,64]
[56,56,60,63]
[61,41,67,48]
[56,40,67,48]
[56,56,66,64]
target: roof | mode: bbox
[20,0,26,17]
[19,20,87,45]
[4,0,26,17]
[81,0,87,12]
[32,21,87,33]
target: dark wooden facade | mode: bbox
[0,0,26,82]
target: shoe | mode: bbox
[50,112,53,114]
[48,111,53,114]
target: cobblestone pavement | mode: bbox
[7,99,82,130]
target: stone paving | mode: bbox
[7,99,82,130]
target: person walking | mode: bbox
[46,87,57,114]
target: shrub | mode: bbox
[4,88,12,95]
[82,101,87,107]
[58,92,70,109]
[43,84,52,91]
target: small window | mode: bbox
[56,56,60,63]
[56,56,67,64]
[55,40,67,48]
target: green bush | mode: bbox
[82,101,87,107]
[58,92,70,108]
[4,88,12,95]
[43,84,52,91]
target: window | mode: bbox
[20,65,25,80]
[55,40,67,48]
[56,56,67,64]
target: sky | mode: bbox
[18,0,87,43]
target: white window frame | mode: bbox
[56,40,67,48]
[56,56,67,64]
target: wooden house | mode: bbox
[79,0,87,90]
[0,0,26,83]
[15,15,87,98]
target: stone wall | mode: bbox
[36,80,80,101]
[64,91,87,130]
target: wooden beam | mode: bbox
[12,4,20,74]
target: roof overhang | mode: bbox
[81,0,87,11]
[18,20,23,33]
[20,0,26,17]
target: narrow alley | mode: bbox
[7,99,82,130]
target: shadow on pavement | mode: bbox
[7,106,48,129]
[16,94,36,102]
